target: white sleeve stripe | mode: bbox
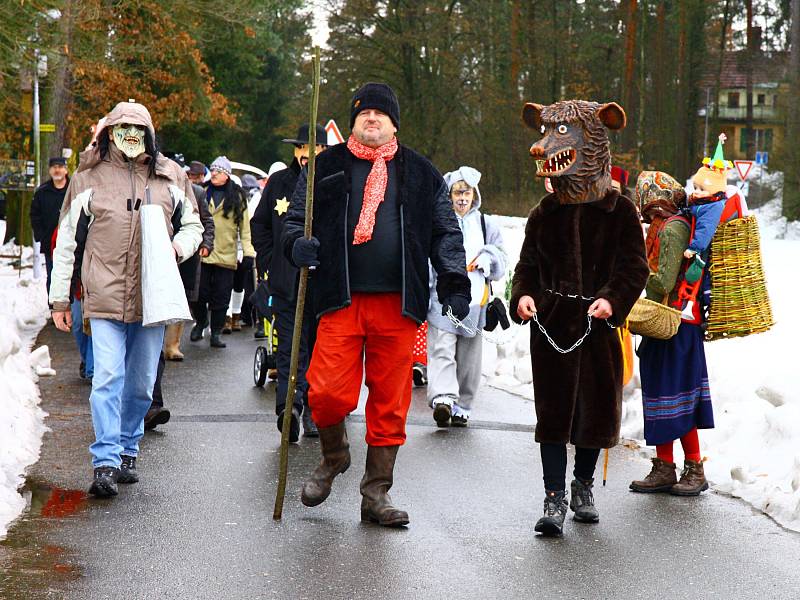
[49,188,92,305]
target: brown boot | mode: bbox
[231,313,242,331]
[670,459,709,496]
[222,316,232,334]
[360,445,409,527]
[629,457,677,493]
[164,323,184,361]
[300,421,351,507]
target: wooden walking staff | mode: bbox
[273,46,321,521]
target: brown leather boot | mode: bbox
[629,457,677,493]
[360,445,409,527]
[300,421,351,507]
[670,459,709,496]
[231,313,242,331]
[164,323,184,361]
[222,316,233,334]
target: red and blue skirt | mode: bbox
[639,322,714,446]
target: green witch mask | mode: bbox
[111,123,146,158]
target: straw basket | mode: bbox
[706,215,773,340]
[627,297,682,340]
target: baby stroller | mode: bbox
[250,272,279,387]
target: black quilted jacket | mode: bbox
[281,142,470,323]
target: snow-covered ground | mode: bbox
[0,237,52,540]
[483,176,800,532]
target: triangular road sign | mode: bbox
[325,119,344,145]
[734,160,754,182]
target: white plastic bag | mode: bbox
[140,203,192,327]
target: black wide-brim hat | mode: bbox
[282,124,328,146]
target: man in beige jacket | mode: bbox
[49,101,203,497]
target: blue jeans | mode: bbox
[89,319,165,468]
[71,301,94,377]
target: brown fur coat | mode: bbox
[510,189,648,448]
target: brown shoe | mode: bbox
[300,421,351,507]
[360,445,409,527]
[670,459,709,496]
[222,316,232,334]
[629,457,677,493]
[231,313,242,331]
[164,322,184,361]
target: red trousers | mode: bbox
[307,293,418,446]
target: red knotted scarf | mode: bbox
[347,134,398,245]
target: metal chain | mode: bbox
[444,308,518,346]
[532,312,593,354]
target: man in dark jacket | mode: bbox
[251,124,327,442]
[282,82,471,527]
[30,157,69,292]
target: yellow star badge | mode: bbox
[275,197,290,216]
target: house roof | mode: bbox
[699,50,788,89]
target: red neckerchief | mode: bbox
[346,134,399,245]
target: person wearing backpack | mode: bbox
[630,170,714,496]
[426,167,507,427]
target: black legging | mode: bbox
[540,443,601,491]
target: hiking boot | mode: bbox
[222,316,232,334]
[190,322,205,342]
[629,457,678,493]
[231,313,242,331]
[433,400,452,428]
[570,478,599,523]
[144,406,171,431]
[88,466,119,498]
[164,323,184,361]
[268,368,278,380]
[302,408,319,438]
[670,459,709,496]
[534,490,568,536]
[412,363,427,386]
[277,408,300,444]
[118,455,139,484]
[450,414,469,427]
[210,331,227,348]
[301,421,351,507]
[360,445,409,527]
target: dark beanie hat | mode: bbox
[48,157,67,167]
[349,82,400,131]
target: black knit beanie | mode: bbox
[349,82,400,131]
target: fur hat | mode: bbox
[350,83,400,130]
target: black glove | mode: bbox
[291,236,320,268]
[441,293,470,321]
[240,256,255,272]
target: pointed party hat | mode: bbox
[702,133,733,172]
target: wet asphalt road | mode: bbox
[2,323,800,599]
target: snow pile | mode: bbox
[483,197,800,531]
[0,239,51,540]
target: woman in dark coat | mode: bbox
[629,171,713,497]
[511,100,649,536]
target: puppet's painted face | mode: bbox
[529,121,583,178]
[111,123,146,158]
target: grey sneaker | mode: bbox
[570,478,599,523]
